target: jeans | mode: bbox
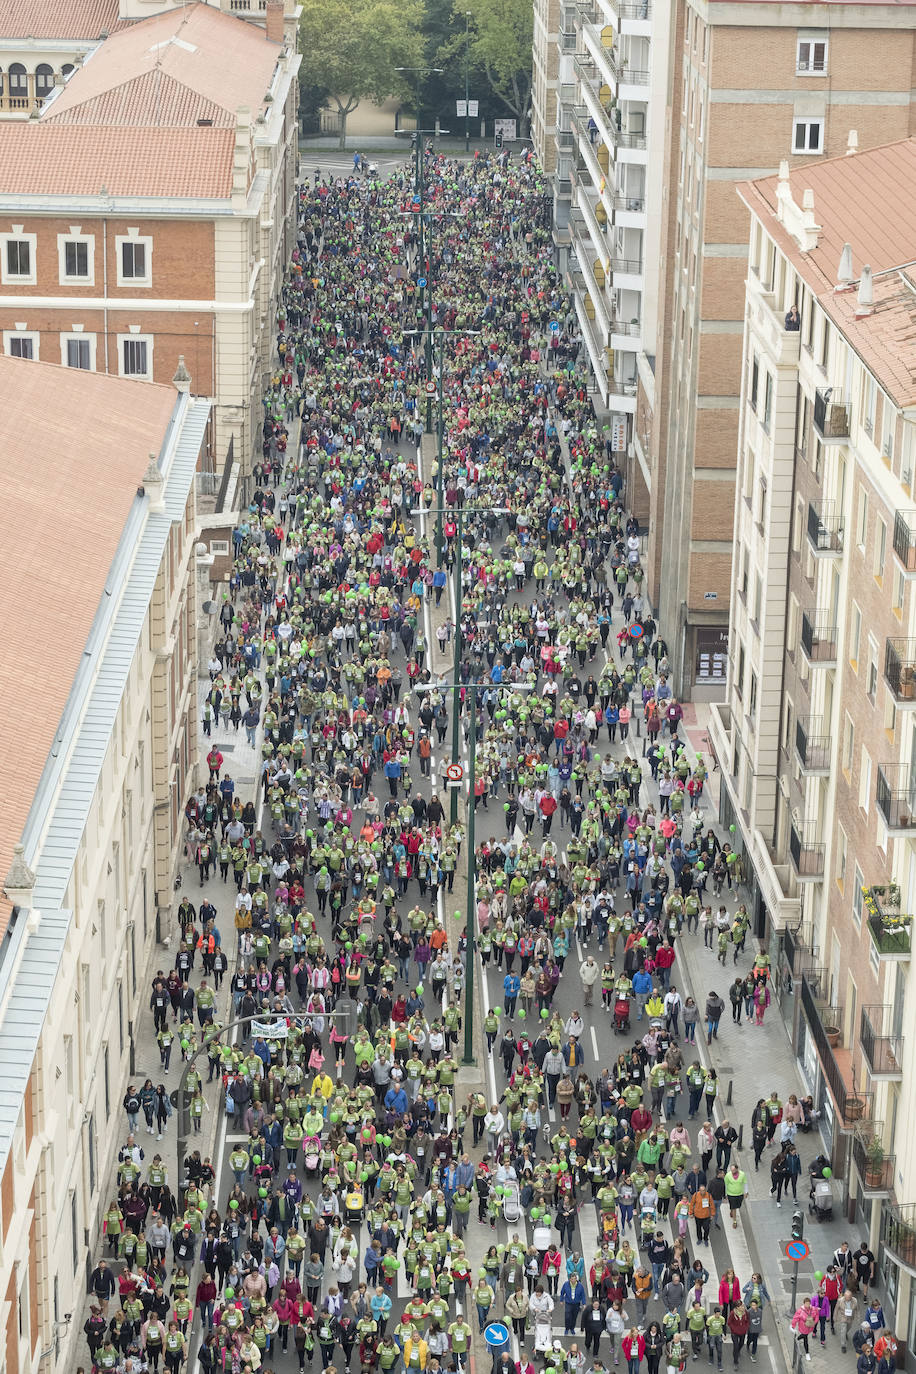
[707,1016,721,1038]
[476,1305,491,1332]
[688,1087,703,1118]
[651,1262,665,1295]
[708,1335,723,1368]
[127,1111,139,1132]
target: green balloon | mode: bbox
[224,1286,235,1299]
[518,1008,526,1019]
[494,1006,501,1016]
[229,1200,239,1210]
[531,1207,541,1220]
[253,1154,261,1165]
[549,1161,559,1174]
[345,941,353,950]
[814,1271,824,1283]
[696,862,704,872]
[416,984,424,995]
[822,1166,832,1179]
[330,1111,341,1123]
[360,1170,369,1182]
[540,1008,549,1019]
[730,825,736,833]
[181,1039,190,1050]
[542,1215,552,1227]
[259,1187,268,1198]
[478,1268,487,1278]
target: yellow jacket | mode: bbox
[311,1073,334,1100]
[403,1339,428,1370]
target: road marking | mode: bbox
[590,1026,599,1058]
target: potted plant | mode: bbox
[825,1023,841,1048]
[865,1134,885,1186]
[845,1096,866,1123]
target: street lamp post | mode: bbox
[413,681,532,1065]
[464,12,472,154]
[405,323,479,558]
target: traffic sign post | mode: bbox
[484,1323,509,1355]
[426,380,437,396]
[787,1211,806,1316]
[445,762,464,788]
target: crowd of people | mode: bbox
[81,145,893,1374]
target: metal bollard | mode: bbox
[726,1078,733,1106]
[737,1124,744,1150]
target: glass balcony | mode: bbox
[806,500,843,556]
[789,821,825,880]
[893,510,916,576]
[800,610,838,666]
[859,1006,903,1080]
[795,716,831,775]
[884,638,916,705]
[882,1200,916,1271]
[875,763,916,836]
[862,885,913,960]
[813,387,850,441]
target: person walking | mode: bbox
[790,1299,819,1361]
[724,1164,747,1228]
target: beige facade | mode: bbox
[0,355,208,1374]
[708,140,916,1349]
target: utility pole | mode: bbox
[464,11,472,154]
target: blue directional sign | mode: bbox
[484,1323,509,1349]
[417,277,427,288]
[549,320,560,333]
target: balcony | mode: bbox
[801,970,873,1129]
[876,763,916,837]
[795,716,831,775]
[806,500,843,557]
[851,1125,895,1197]
[789,820,825,880]
[884,638,916,706]
[813,387,850,441]
[555,128,575,150]
[863,885,913,960]
[859,1006,903,1080]
[613,192,646,213]
[883,1201,916,1272]
[608,376,638,400]
[800,610,838,666]
[893,510,916,576]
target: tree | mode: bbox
[299,0,425,149]
[439,0,533,135]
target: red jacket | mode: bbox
[622,1334,645,1362]
[718,1276,740,1306]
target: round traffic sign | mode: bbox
[629,623,644,639]
[550,320,560,333]
[445,763,464,782]
[484,1323,509,1349]
[785,1239,810,1262]
[417,277,427,288]
[425,381,437,396]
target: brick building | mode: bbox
[707,138,916,1344]
[0,0,300,493]
[538,0,916,696]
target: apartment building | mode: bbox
[538,0,916,694]
[707,139,916,1344]
[532,0,562,175]
[0,0,299,117]
[0,354,207,1374]
[0,0,300,491]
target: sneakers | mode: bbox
[805,1356,811,1362]
[776,1201,781,1208]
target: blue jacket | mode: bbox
[560,1280,586,1308]
[455,1160,476,1189]
[504,974,521,997]
[384,1086,408,1116]
[632,970,652,996]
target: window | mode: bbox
[875,517,887,580]
[863,374,877,437]
[849,603,861,668]
[4,332,37,360]
[867,657,878,704]
[1,233,36,284]
[740,545,749,600]
[116,235,152,287]
[753,573,763,628]
[882,402,895,462]
[60,238,92,282]
[852,863,864,928]
[735,642,746,701]
[758,476,768,528]
[763,372,773,432]
[859,746,872,814]
[35,64,54,100]
[893,569,905,617]
[836,824,847,889]
[856,489,869,550]
[797,38,827,74]
[750,354,759,411]
[119,335,152,379]
[793,117,823,155]
[842,714,855,774]
[793,497,804,554]
[63,334,95,370]
[748,670,758,722]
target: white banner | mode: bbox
[250,1018,288,1040]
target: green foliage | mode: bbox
[438,0,533,128]
[299,0,425,143]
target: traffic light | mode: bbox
[495,131,503,149]
[791,1209,804,1241]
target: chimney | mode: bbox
[265,0,283,42]
[4,843,35,912]
[846,129,859,156]
[836,242,854,291]
[144,453,166,512]
[856,265,874,318]
[172,355,191,394]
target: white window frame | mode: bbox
[118,333,153,380]
[796,37,828,75]
[60,332,97,371]
[2,330,39,360]
[792,117,823,155]
[57,232,95,286]
[0,232,36,285]
[115,234,153,288]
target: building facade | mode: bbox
[0,0,300,492]
[708,139,916,1349]
[0,354,208,1374]
[537,0,916,695]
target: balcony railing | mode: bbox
[613,193,646,213]
[884,638,916,705]
[813,387,850,441]
[790,821,825,880]
[800,610,838,665]
[610,256,644,275]
[851,1126,895,1196]
[876,762,916,835]
[863,885,913,960]
[860,1006,903,1079]
[801,971,872,1128]
[893,510,916,574]
[882,1200,916,1268]
[807,500,843,556]
[608,377,638,398]
[611,320,642,337]
[795,716,831,774]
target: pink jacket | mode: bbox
[791,1305,819,1335]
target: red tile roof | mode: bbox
[0,355,179,937]
[0,0,123,40]
[45,68,232,127]
[0,122,235,198]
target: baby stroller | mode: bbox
[808,1178,834,1222]
[614,994,631,1034]
[502,1179,522,1224]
